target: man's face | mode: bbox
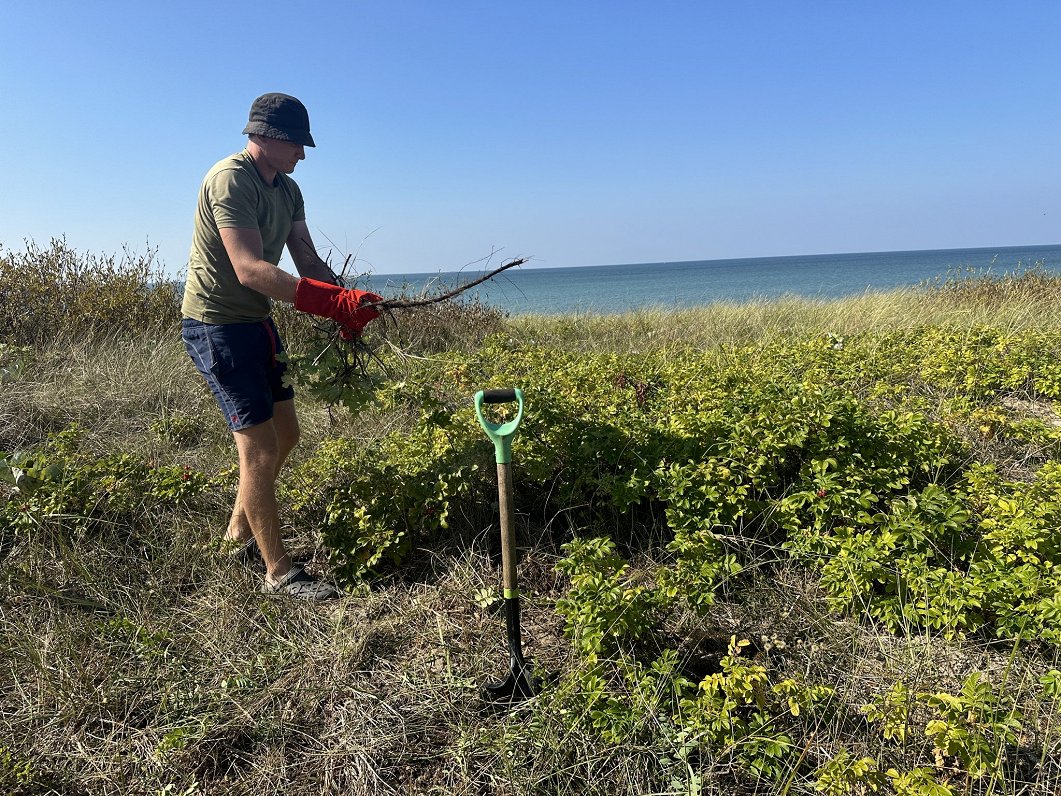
[260,136,306,174]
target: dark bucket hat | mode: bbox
[242,93,315,147]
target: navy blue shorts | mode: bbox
[181,317,295,431]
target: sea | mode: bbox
[364,243,1061,316]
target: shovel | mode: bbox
[475,388,535,705]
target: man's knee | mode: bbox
[273,400,300,453]
[234,423,281,473]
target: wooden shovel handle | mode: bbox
[496,461,518,595]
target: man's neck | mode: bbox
[246,143,277,185]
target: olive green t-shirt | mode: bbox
[180,150,306,323]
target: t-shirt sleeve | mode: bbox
[205,167,261,230]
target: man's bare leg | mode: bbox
[226,400,299,549]
[229,400,300,580]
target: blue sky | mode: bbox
[2,1,1059,277]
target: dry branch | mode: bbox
[367,257,527,311]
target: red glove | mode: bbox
[294,278,383,337]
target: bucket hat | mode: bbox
[242,93,315,147]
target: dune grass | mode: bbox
[510,265,1061,353]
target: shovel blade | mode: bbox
[484,659,536,706]
[483,595,536,706]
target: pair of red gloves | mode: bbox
[294,278,383,338]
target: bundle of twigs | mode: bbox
[298,253,527,403]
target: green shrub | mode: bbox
[555,536,664,661]
[1,425,212,541]
[0,238,179,346]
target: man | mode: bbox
[181,92,381,600]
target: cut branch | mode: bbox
[367,257,527,310]
[283,250,526,410]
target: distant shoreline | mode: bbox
[362,243,1061,315]
[367,242,1061,279]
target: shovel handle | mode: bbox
[497,460,518,595]
[474,388,524,465]
[481,388,517,404]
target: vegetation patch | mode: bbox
[3,240,1061,795]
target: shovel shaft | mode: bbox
[497,461,518,596]
[504,596,526,663]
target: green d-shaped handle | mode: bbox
[474,388,524,464]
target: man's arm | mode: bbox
[222,224,383,335]
[220,227,299,302]
[286,220,338,284]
